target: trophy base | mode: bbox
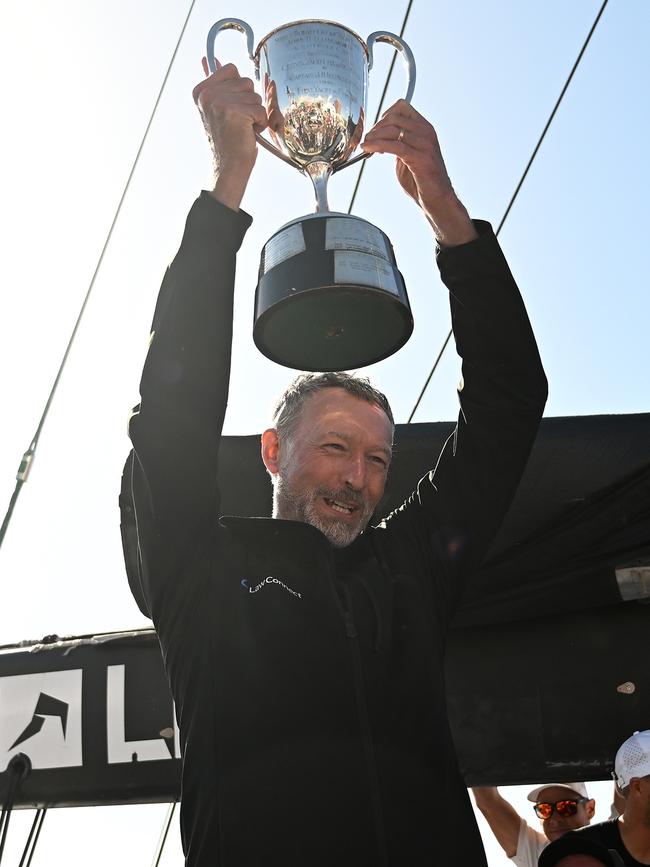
[254,213,413,371]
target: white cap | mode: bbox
[526,781,589,802]
[614,730,650,790]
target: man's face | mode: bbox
[537,787,596,842]
[269,388,393,547]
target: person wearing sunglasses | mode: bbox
[472,783,596,867]
[542,731,650,867]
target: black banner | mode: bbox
[1,599,648,807]
[0,630,180,808]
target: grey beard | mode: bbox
[274,477,372,548]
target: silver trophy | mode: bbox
[206,19,416,371]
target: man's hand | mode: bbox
[361,100,478,247]
[193,61,268,212]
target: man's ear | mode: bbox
[585,798,596,819]
[261,428,280,476]
[627,778,644,799]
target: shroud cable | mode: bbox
[0,0,199,553]
[406,0,611,422]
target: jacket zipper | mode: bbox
[340,582,389,867]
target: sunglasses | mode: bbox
[533,798,587,820]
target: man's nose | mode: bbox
[343,453,366,490]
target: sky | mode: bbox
[0,0,648,863]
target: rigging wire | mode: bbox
[0,754,31,865]
[17,809,47,867]
[151,802,177,867]
[347,0,415,215]
[406,0,610,424]
[0,0,199,553]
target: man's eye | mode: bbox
[369,455,387,467]
[324,442,344,450]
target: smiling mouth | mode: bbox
[324,497,356,515]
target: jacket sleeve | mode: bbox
[379,220,548,616]
[127,192,252,615]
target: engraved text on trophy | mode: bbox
[259,24,367,168]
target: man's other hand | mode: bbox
[193,61,268,211]
[361,100,478,247]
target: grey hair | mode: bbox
[272,372,394,443]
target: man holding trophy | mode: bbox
[124,20,547,867]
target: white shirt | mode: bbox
[510,819,548,867]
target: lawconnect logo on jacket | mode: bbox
[241,577,302,600]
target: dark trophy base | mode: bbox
[254,213,413,372]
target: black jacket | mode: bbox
[127,192,547,866]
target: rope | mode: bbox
[0,0,199,554]
[151,802,177,867]
[18,809,47,867]
[0,754,32,865]
[0,791,15,864]
[407,0,610,423]
[406,331,452,423]
[347,0,415,215]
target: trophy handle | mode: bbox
[367,31,417,103]
[205,18,298,169]
[334,31,417,173]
